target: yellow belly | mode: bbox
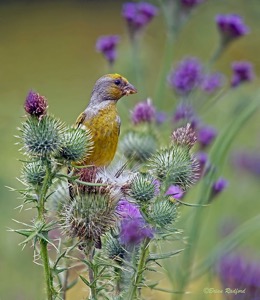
[82,104,120,167]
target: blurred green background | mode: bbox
[1,0,260,299]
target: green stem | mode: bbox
[127,238,150,300]
[131,36,144,96]
[154,32,175,108]
[37,159,55,300]
[85,244,97,300]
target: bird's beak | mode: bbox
[123,82,137,96]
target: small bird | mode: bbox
[75,73,137,167]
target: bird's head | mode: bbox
[90,74,137,104]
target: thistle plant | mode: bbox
[11,1,260,300]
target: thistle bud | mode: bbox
[120,131,157,162]
[58,127,93,163]
[171,123,197,150]
[149,199,178,227]
[62,192,118,247]
[24,90,48,119]
[129,174,158,202]
[149,146,199,190]
[22,160,46,186]
[105,233,125,261]
[21,115,64,157]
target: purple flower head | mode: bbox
[173,103,200,129]
[215,14,249,45]
[24,90,48,119]
[212,177,228,196]
[155,111,167,125]
[181,0,204,9]
[131,98,156,125]
[168,57,203,94]
[232,151,260,177]
[165,185,184,199]
[197,125,217,148]
[122,2,158,38]
[201,73,225,93]
[231,61,255,88]
[195,151,208,177]
[116,199,154,247]
[217,253,260,297]
[96,35,120,64]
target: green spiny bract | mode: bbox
[129,173,157,202]
[149,198,178,227]
[120,131,157,162]
[58,127,93,163]
[62,192,119,246]
[148,145,199,190]
[21,115,65,157]
[105,233,125,261]
[22,160,46,186]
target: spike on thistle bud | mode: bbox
[120,131,157,162]
[21,115,65,157]
[149,199,178,228]
[129,173,159,202]
[58,127,93,163]
[171,123,197,150]
[24,90,48,119]
[62,191,119,248]
[148,145,200,190]
[22,160,46,187]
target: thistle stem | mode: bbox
[127,238,150,300]
[37,159,55,300]
[85,245,97,300]
[154,32,175,108]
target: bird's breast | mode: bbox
[82,103,121,166]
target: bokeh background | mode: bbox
[1,0,260,299]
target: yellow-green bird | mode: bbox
[75,73,137,167]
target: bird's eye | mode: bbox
[114,79,121,85]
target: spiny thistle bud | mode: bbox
[129,173,158,202]
[120,131,157,162]
[21,115,64,157]
[171,123,197,150]
[22,160,46,186]
[148,145,199,190]
[24,90,48,119]
[149,199,178,227]
[105,233,125,261]
[62,192,119,247]
[58,127,93,163]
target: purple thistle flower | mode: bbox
[122,2,158,38]
[155,111,167,125]
[181,0,204,9]
[201,72,225,93]
[195,151,208,177]
[165,185,184,199]
[232,151,260,177]
[212,177,228,196]
[215,14,249,46]
[173,103,200,129]
[197,125,217,148]
[116,199,154,247]
[24,90,48,119]
[231,61,255,88]
[168,57,203,95]
[96,35,120,64]
[131,98,156,125]
[217,253,260,299]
